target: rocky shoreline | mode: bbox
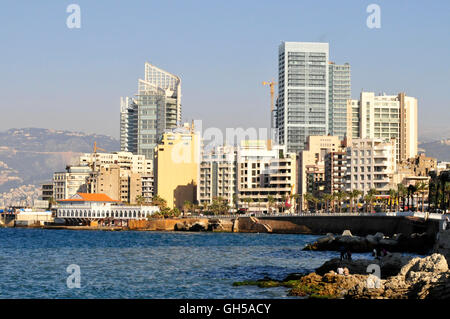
[303,230,435,254]
[233,253,450,299]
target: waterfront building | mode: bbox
[297,135,342,207]
[120,63,181,160]
[154,123,200,209]
[344,138,397,195]
[141,174,154,203]
[198,145,237,206]
[324,151,348,194]
[53,166,91,200]
[236,140,296,213]
[55,193,159,226]
[346,92,418,162]
[328,62,351,139]
[87,164,142,204]
[40,181,53,202]
[79,151,152,175]
[277,42,329,153]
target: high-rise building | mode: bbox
[346,92,417,162]
[121,62,181,160]
[277,42,329,153]
[328,62,351,139]
[154,123,200,209]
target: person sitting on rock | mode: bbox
[337,267,344,275]
[343,267,350,276]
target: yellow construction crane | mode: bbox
[262,80,277,149]
[91,141,106,171]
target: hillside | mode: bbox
[0,128,120,195]
[419,139,450,162]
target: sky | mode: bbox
[0,0,449,141]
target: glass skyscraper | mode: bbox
[329,62,351,140]
[120,63,181,160]
[277,42,329,153]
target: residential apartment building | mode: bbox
[324,151,347,194]
[344,138,397,195]
[87,164,142,204]
[346,92,418,162]
[79,151,152,175]
[198,145,237,206]
[120,62,181,160]
[237,140,296,213]
[277,42,329,153]
[53,166,91,200]
[154,123,200,209]
[328,62,351,139]
[298,135,342,207]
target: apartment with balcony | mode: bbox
[298,135,343,208]
[325,151,347,194]
[346,92,417,162]
[344,138,397,195]
[198,145,237,206]
[237,140,296,213]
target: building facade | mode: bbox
[53,166,91,200]
[346,92,418,162]
[198,145,237,206]
[56,193,159,226]
[237,140,296,213]
[328,62,351,139]
[154,123,200,209]
[324,151,347,194]
[277,42,329,153]
[298,135,342,206]
[121,62,181,160]
[344,138,397,195]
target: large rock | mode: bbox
[434,230,450,264]
[315,254,411,279]
[189,221,208,231]
[342,230,353,236]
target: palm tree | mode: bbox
[135,195,145,206]
[334,191,345,214]
[415,182,428,212]
[322,193,333,213]
[407,184,417,211]
[183,200,193,215]
[398,184,407,212]
[354,190,362,213]
[151,195,167,210]
[304,193,317,212]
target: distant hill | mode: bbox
[0,128,120,193]
[419,139,450,162]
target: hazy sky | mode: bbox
[0,0,449,140]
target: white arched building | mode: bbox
[56,193,159,225]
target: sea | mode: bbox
[0,228,374,298]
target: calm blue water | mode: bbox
[0,228,372,299]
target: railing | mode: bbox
[181,211,448,220]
